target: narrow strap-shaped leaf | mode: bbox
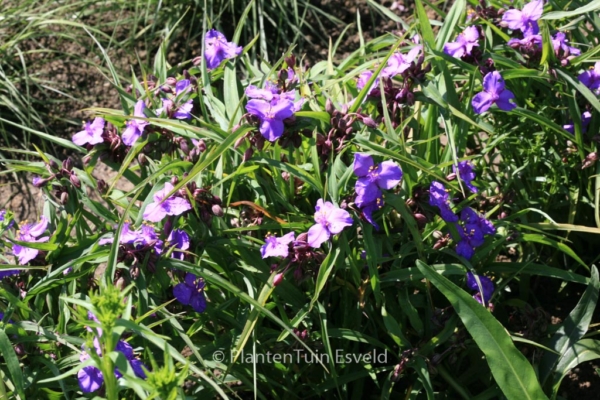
[539,266,599,385]
[0,328,25,399]
[416,260,549,400]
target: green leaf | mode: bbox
[416,260,549,400]
[0,328,25,399]
[539,266,599,386]
[415,0,435,49]
[310,247,341,310]
[541,0,600,20]
[551,339,600,396]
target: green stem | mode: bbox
[437,363,471,400]
[103,333,118,400]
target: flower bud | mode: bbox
[192,56,203,66]
[296,232,308,243]
[69,172,81,188]
[171,176,179,185]
[243,148,254,162]
[211,204,224,217]
[361,116,377,128]
[273,273,284,286]
[446,173,457,181]
[180,140,190,155]
[60,191,69,205]
[138,153,148,166]
[432,230,444,239]
[234,136,246,149]
[413,213,427,226]
[62,157,73,171]
[196,139,206,152]
[326,98,335,115]
[212,195,222,205]
[97,179,107,193]
[166,77,177,86]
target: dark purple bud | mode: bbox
[166,77,177,86]
[62,157,73,171]
[33,176,49,188]
[69,172,81,188]
[82,155,92,166]
[161,85,174,94]
[285,55,296,68]
[48,160,58,170]
[192,56,203,66]
[361,116,377,128]
[171,176,179,185]
[180,140,190,155]
[212,195,222,205]
[97,179,107,193]
[197,139,206,152]
[296,232,308,243]
[413,213,427,227]
[582,152,598,169]
[243,148,254,162]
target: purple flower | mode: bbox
[261,232,295,258]
[461,207,495,235]
[466,272,495,305]
[143,182,192,222]
[204,29,242,69]
[502,0,543,36]
[429,181,458,222]
[122,100,149,146]
[381,46,422,78]
[307,199,353,248]
[360,197,385,231]
[552,32,581,57]
[444,26,479,58]
[353,153,402,207]
[0,267,19,279]
[245,98,295,141]
[454,161,477,193]
[157,80,194,119]
[0,210,5,222]
[357,71,379,95]
[72,117,105,146]
[564,111,592,134]
[13,215,50,264]
[173,273,207,313]
[578,62,600,92]
[167,229,190,260]
[78,365,103,393]
[472,71,516,114]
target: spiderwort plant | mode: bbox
[307,200,353,248]
[444,26,480,59]
[203,29,242,69]
[472,71,517,114]
[13,216,50,265]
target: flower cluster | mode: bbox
[173,273,207,313]
[353,153,402,229]
[429,182,458,223]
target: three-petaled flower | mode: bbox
[143,182,192,222]
[472,71,516,114]
[444,26,479,58]
[245,98,295,142]
[381,46,422,78]
[578,61,600,92]
[72,117,105,146]
[122,100,149,146]
[13,215,50,265]
[307,199,353,248]
[204,29,242,70]
[261,232,295,258]
[466,272,495,305]
[173,273,207,313]
[156,79,194,119]
[502,0,543,37]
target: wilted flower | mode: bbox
[307,199,353,248]
[453,161,477,193]
[122,100,149,146]
[472,71,516,114]
[502,0,543,37]
[72,117,105,146]
[204,29,242,69]
[578,62,600,92]
[466,272,495,305]
[13,216,50,264]
[381,46,422,78]
[261,232,295,258]
[444,26,479,58]
[173,273,207,313]
[143,182,192,222]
